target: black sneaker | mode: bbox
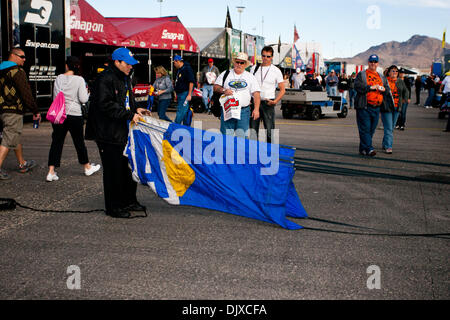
[400,126,405,131]
[0,169,11,180]
[125,202,146,212]
[106,208,131,219]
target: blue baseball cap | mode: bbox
[368,54,379,62]
[111,48,139,65]
[173,55,183,62]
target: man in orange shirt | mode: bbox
[353,54,392,156]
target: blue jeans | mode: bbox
[356,107,380,154]
[157,99,172,122]
[174,91,189,125]
[424,88,435,106]
[328,86,338,96]
[381,110,400,149]
[349,89,357,108]
[220,106,251,139]
[202,85,213,112]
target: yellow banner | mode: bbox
[443,29,446,49]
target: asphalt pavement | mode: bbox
[0,98,449,302]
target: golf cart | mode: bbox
[280,88,348,120]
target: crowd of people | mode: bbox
[0,46,449,218]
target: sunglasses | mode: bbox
[369,61,378,63]
[235,61,246,65]
[262,55,272,58]
[14,53,26,59]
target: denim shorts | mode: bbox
[0,113,23,149]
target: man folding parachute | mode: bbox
[124,116,307,229]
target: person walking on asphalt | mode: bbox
[354,54,391,157]
[249,46,285,143]
[0,48,40,180]
[396,68,411,131]
[440,73,450,132]
[85,48,150,218]
[173,55,195,125]
[380,65,408,154]
[214,52,261,138]
[424,74,437,108]
[46,56,101,182]
[152,65,173,122]
[414,75,422,105]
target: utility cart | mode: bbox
[280,89,348,120]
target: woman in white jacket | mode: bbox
[46,56,100,181]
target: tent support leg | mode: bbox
[148,48,151,84]
[171,49,173,81]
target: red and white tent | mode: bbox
[70,1,199,53]
[70,0,125,45]
[107,17,199,53]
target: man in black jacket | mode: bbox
[414,75,422,105]
[85,48,150,218]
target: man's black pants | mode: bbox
[96,142,137,213]
[415,89,421,104]
[249,100,275,143]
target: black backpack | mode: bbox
[210,70,230,118]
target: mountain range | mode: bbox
[332,35,449,70]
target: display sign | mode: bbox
[16,0,66,106]
[230,29,241,61]
[201,30,227,59]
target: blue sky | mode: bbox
[86,0,449,59]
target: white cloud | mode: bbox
[360,0,450,9]
[416,0,450,8]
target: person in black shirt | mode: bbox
[173,55,195,125]
[424,74,437,108]
[396,69,411,130]
[348,72,357,109]
[338,73,350,102]
[414,75,422,105]
[301,73,322,91]
[85,48,150,218]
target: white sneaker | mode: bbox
[46,172,59,182]
[85,163,101,176]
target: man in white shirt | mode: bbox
[249,46,285,143]
[214,52,261,138]
[440,74,450,132]
[440,74,450,94]
[200,58,220,114]
[291,68,305,89]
